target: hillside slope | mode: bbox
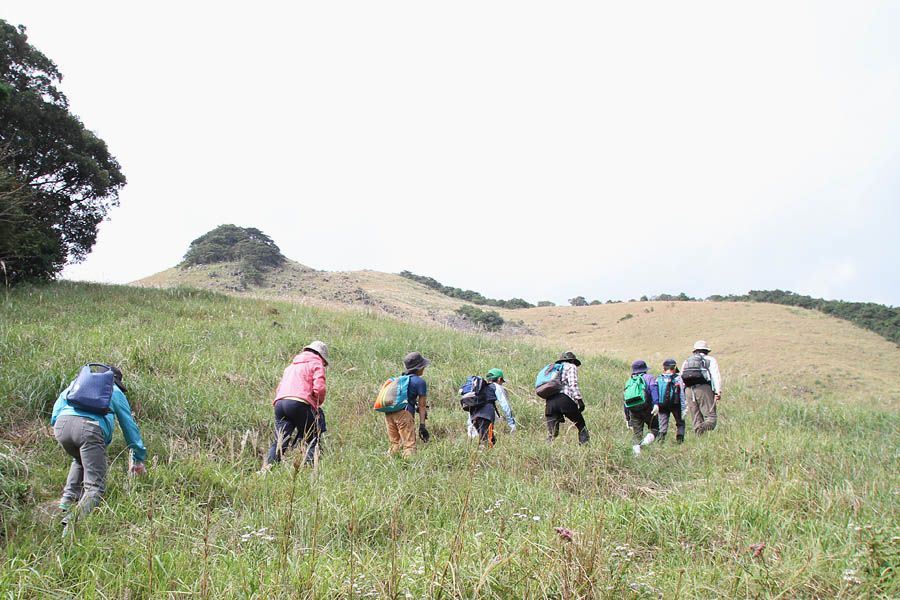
[2,281,898,598]
[132,264,900,404]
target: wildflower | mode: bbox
[749,543,765,558]
[533,516,540,521]
[474,531,484,538]
[554,526,576,541]
[484,508,493,514]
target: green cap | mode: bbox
[486,368,504,381]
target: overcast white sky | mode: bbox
[5,1,900,306]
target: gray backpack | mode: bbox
[681,354,709,387]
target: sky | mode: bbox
[5,1,900,306]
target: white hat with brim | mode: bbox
[303,341,329,365]
[693,340,710,352]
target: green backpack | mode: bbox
[623,374,648,409]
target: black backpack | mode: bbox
[681,354,709,387]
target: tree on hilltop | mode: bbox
[0,21,126,283]
[181,225,285,286]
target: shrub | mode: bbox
[456,304,504,331]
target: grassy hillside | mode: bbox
[3,282,898,599]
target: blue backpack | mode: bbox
[66,364,115,415]
[534,363,564,399]
[374,375,411,413]
[459,376,487,412]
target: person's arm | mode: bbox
[311,361,327,406]
[677,377,687,412]
[708,357,722,398]
[112,389,147,464]
[495,385,516,429]
[648,375,660,404]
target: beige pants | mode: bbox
[385,409,416,458]
[686,383,717,434]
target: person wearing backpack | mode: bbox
[467,377,499,447]
[623,360,659,456]
[680,340,723,435]
[544,352,590,444]
[50,365,147,524]
[467,368,516,438]
[656,359,686,444]
[384,351,431,458]
[263,341,328,470]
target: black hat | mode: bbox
[403,351,431,374]
[108,365,127,392]
[555,351,581,367]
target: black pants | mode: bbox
[545,393,589,443]
[657,405,685,439]
[265,399,319,465]
[472,417,495,447]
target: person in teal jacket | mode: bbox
[51,365,148,522]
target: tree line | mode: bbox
[399,271,534,309]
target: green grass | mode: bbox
[1,281,898,599]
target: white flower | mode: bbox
[533,516,540,521]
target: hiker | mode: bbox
[468,378,499,447]
[681,340,722,435]
[51,365,147,524]
[545,352,590,444]
[656,359,686,443]
[467,368,516,438]
[263,341,328,469]
[384,351,431,458]
[623,360,660,455]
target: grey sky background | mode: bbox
[6,1,900,306]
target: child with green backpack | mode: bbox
[623,360,659,456]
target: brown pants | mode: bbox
[385,409,416,458]
[686,383,717,434]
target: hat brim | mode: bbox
[556,358,582,367]
[631,368,648,375]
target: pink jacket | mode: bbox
[274,350,327,410]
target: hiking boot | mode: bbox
[632,444,641,456]
[676,434,684,444]
[578,429,590,445]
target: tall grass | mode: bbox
[0,281,898,598]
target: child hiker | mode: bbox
[263,341,328,470]
[51,364,147,528]
[656,359,686,443]
[384,351,431,458]
[623,360,659,456]
[467,368,516,438]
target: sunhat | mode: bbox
[693,340,710,352]
[555,351,581,367]
[631,360,649,375]
[303,341,329,365]
[403,351,430,373]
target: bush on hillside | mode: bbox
[455,304,504,331]
[181,225,285,278]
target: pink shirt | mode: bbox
[274,351,327,410]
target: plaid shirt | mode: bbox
[561,362,582,401]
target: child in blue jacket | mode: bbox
[656,359,686,443]
[623,360,659,456]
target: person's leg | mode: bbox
[291,403,319,465]
[558,394,590,444]
[629,412,645,445]
[72,418,108,517]
[695,385,718,433]
[396,410,417,458]
[266,401,297,464]
[545,397,563,441]
[385,412,401,454]
[54,416,84,506]
[648,412,660,439]
[673,408,686,442]
[686,387,704,434]
[657,411,670,443]
[473,418,493,447]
